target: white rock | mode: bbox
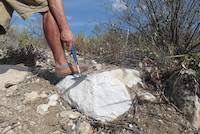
[110,69,142,88]
[47,59,51,64]
[91,60,97,64]
[24,91,40,102]
[48,94,59,101]
[48,100,57,107]
[36,94,59,115]
[137,91,157,103]
[0,65,29,90]
[48,94,59,106]
[37,104,49,115]
[56,70,132,122]
[60,111,81,119]
[128,124,134,128]
[35,79,40,83]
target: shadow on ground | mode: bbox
[31,68,63,85]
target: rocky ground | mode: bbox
[0,49,198,134]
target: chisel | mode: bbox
[63,43,81,75]
[70,45,81,75]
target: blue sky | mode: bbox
[11,0,127,36]
[64,0,112,35]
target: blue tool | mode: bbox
[70,45,81,74]
[70,45,78,64]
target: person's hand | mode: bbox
[60,29,74,50]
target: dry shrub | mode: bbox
[1,45,47,66]
[0,29,48,66]
[75,25,159,66]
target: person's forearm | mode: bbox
[47,0,70,31]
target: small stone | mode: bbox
[167,107,173,111]
[29,121,36,126]
[128,124,133,128]
[158,119,164,124]
[137,91,156,103]
[78,57,84,61]
[37,104,49,115]
[48,94,59,106]
[6,85,18,97]
[67,120,76,131]
[24,91,40,102]
[71,124,76,130]
[35,79,40,83]
[26,76,31,79]
[145,67,153,73]
[60,111,81,119]
[0,65,29,90]
[95,64,102,70]
[48,94,59,101]
[60,119,75,131]
[36,61,41,66]
[128,114,134,118]
[91,60,97,64]
[76,121,93,134]
[47,59,51,64]
[138,62,143,68]
[40,92,48,98]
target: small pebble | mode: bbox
[60,111,81,119]
[128,124,133,128]
[37,104,49,115]
[24,91,40,102]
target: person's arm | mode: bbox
[47,0,74,48]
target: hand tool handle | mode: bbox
[70,45,81,75]
[70,45,79,65]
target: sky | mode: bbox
[11,0,127,36]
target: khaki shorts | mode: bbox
[0,0,49,34]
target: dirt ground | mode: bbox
[0,65,197,134]
[0,50,197,134]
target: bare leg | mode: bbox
[42,10,66,66]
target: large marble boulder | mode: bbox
[56,69,142,122]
